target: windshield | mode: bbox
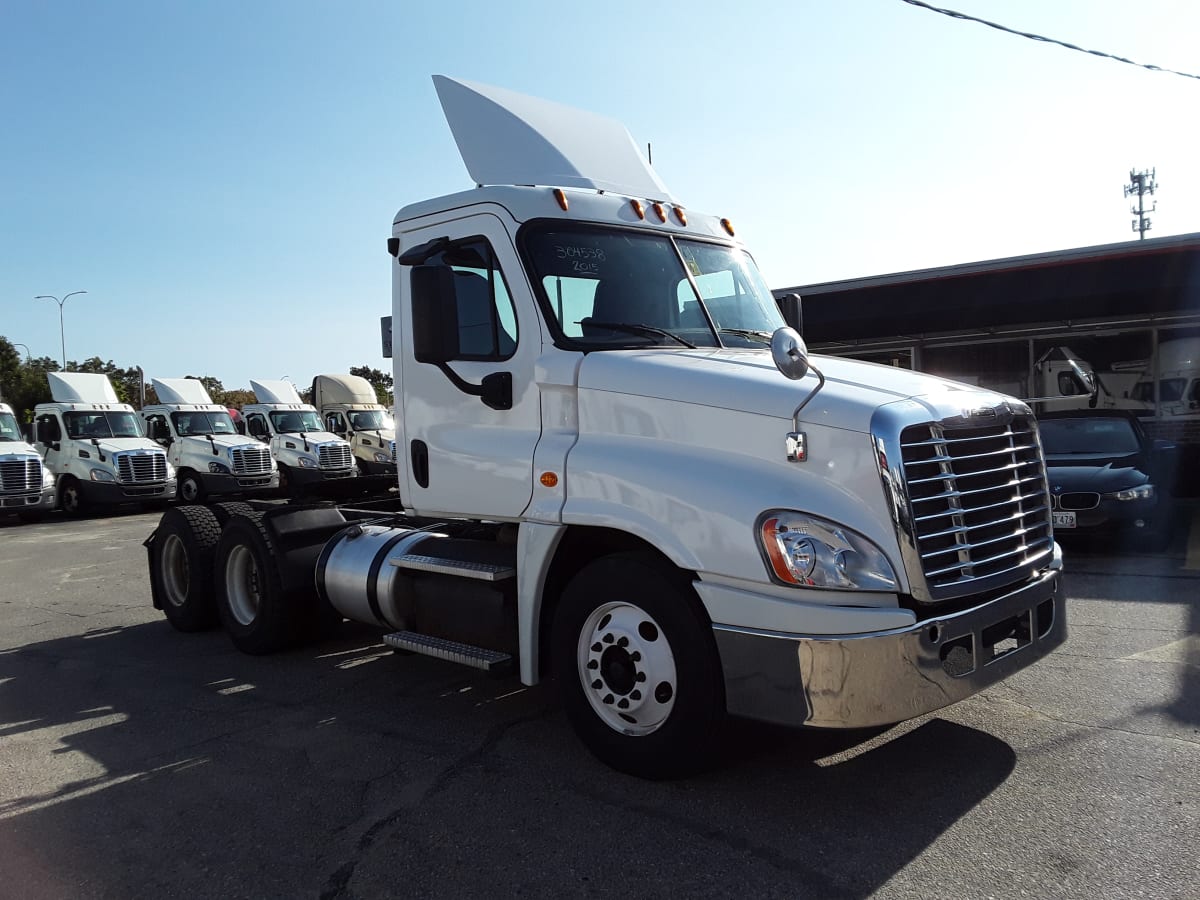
[0,412,22,442]
[269,410,324,433]
[347,410,393,432]
[1038,417,1141,455]
[64,411,144,439]
[1131,378,1187,404]
[172,411,237,437]
[524,225,783,349]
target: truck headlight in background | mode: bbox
[757,511,898,591]
[90,468,116,483]
[165,461,176,480]
[297,456,318,468]
[42,467,55,488]
[1108,484,1154,501]
[208,462,231,474]
[373,451,391,463]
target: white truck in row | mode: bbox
[312,373,396,475]
[142,378,278,502]
[0,401,57,520]
[145,77,1066,777]
[34,372,176,515]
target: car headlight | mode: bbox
[208,462,231,474]
[757,511,899,591]
[1109,484,1154,501]
[297,456,317,468]
[373,451,391,463]
[90,468,116,482]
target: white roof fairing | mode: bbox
[250,379,304,405]
[151,378,214,405]
[47,372,120,404]
[433,75,675,202]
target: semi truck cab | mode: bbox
[142,377,278,503]
[311,373,397,475]
[242,379,356,495]
[0,401,57,520]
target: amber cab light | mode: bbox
[630,199,646,220]
[540,472,559,488]
[721,217,735,236]
[673,206,687,226]
[652,201,667,222]
[553,188,569,211]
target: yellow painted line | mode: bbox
[1186,504,1200,572]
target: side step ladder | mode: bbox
[383,631,514,676]
[389,553,516,582]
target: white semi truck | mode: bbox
[145,77,1066,777]
[312,373,396,475]
[35,372,176,515]
[241,379,357,495]
[0,401,57,521]
[141,378,278,502]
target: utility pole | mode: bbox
[1124,168,1157,239]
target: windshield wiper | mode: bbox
[718,328,772,344]
[581,320,697,349]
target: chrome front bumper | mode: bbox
[713,560,1066,729]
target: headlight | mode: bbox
[165,461,176,479]
[373,451,391,463]
[42,466,55,488]
[757,511,899,591]
[208,462,231,474]
[90,468,116,482]
[297,456,317,468]
[1109,484,1154,501]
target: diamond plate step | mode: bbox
[383,631,513,675]
[389,553,516,582]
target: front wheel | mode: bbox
[552,552,726,779]
[178,470,206,503]
[59,476,86,517]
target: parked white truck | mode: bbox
[241,379,357,495]
[141,378,278,502]
[35,372,175,515]
[0,401,57,520]
[312,373,397,475]
[146,77,1066,777]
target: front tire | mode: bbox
[178,470,206,503]
[59,476,86,517]
[150,505,222,631]
[552,552,726,779]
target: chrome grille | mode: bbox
[0,457,41,494]
[898,412,1053,601]
[318,443,353,470]
[231,445,273,475]
[115,451,168,484]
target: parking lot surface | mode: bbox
[1,510,1198,899]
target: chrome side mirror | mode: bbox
[771,327,810,381]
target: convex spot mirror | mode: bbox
[771,327,810,381]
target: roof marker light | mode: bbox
[721,217,735,236]
[673,206,687,226]
[553,188,569,211]
[630,199,645,220]
[652,201,667,222]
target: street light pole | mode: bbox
[34,291,87,369]
[11,343,31,363]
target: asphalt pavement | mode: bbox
[0,509,1196,899]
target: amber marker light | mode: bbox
[553,188,569,211]
[721,217,735,236]
[673,206,687,226]
[540,472,559,488]
[652,201,667,222]
[630,199,646,219]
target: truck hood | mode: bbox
[86,439,165,458]
[577,349,1006,432]
[182,434,262,453]
[275,431,345,446]
[0,441,41,459]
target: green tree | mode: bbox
[0,338,58,421]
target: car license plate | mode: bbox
[1052,511,1076,529]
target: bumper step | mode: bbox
[389,553,515,582]
[383,631,513,675]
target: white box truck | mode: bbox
[146,77,1066,778]
[35,372,175,515]
[0,401,57,521]
[241,379,357,496]
[312,373,396,475]
[142,378,278,503]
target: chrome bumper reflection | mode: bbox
[713,561,1066,730]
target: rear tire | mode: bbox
[150,505,222,631]
[214,513,294,655]
[552,552,726,779]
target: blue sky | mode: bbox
[3,0,1198,389]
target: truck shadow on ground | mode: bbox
[0,619,1017,898]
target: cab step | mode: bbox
[389,553,516,582]
[383,631,514,675]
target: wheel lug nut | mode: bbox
[591,642,602,653]
[591,679,603,690]
[617,636,629,648]
[586,660,598,670]
[602,633,614,644]
[602,694,614,705]
[630,651,641,662]
[630,690,641,701]
[635,672,646,682]
[617,698,629,709]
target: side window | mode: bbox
[247,414,269,440]
[420,238,519,360]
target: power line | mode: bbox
[899,0,1200,83]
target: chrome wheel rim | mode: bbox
[161,533,189,608]
[225,544,261,626]
[577,601,676,735]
